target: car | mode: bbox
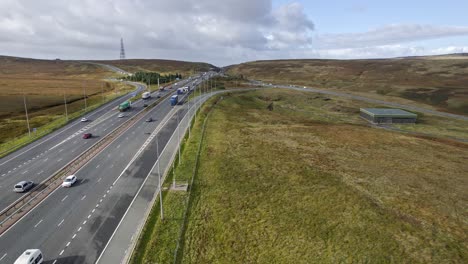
[62,175,77,187]
[118,113,125,118]
[156,93,161,98]
[81,117,88,122]
[14,249,43,264]
[14,181,34,193]
[146,117,153,122]
[143,103,148,107]
[83,133,92,139]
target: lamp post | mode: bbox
[156,133,164,220]
[22,91,31,137]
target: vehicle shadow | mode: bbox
[74,178,89,187]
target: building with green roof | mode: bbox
[360,108,417,124]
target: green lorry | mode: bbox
[118,101,131,111]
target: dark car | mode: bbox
[146,117,153,122]
[83,133,92,139]
[143,103,148,107]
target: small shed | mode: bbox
[360,108,417,124]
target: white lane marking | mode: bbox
[0,253,6,261]
[87,214,91,219]
[59,250,64,256]
[96,204,99,208]
[57,158,63,162]
[52,260,57,264]
[100,199,103,203]
[92,209,96,213]
[34,219,43,228]
[43,158,48,162]
[37,170,44,175]
[72,234,77,239]
[1,174,5,177]
[97,178,102,182]
[32,157,35,160]
[8,171,11,173]
[83,220,87,225]
[103,194,106,198]
[78,227,82,232]
[61,195,68,202]
[21,170,28,175]
[58,219,65,227]
[66,241,71,247]
[96,164,100,169]
[81,195,86,200]
[116,144,120,149]
[12,168,16,171]
[18,164,22,168]
[59,149,64,152]
[106,190,110,193]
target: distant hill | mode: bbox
[226,54,468,115]
[87,59,218,75]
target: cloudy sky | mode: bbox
[1,0,467,66]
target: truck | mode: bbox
[170,95,178,106]
[142,91,151,99]
[118,101,131,111]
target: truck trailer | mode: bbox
[118,101,131,111]
[170,95,178,106]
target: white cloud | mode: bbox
[315,24,468,49]
[0,1,467,66]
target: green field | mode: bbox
[133,88,467,263]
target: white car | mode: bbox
[118,113,125,118]
[14,249,43,264]
[81,117,88,122]
[62,175,77,187]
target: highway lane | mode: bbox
[0,86,161,210]
[0,78,208,263]
[0,79,194,212]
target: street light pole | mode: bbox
[83,81,87,112]
[156,133,164,220]
[63,87,68,121]
[22,91,31,137]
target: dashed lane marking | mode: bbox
[37,170,44,175]
[58,219,64,227]
[66,242,70,247]
[81,195,86,200]
[0,253,7,261]
[57,158,63,162]
[21,170,28,175]
[34,219,43,228]
[78,227,82,232]
[61,195,68,202]
[83,220,87,225]
[59,250,64,256]
[97,178,102,182]
[87,214,91,219]
[96,165,100,169]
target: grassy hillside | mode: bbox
[0,56,132,152]
[179,89,467,263]
[88,59,216,75]
[226,56,468,115]
[132,88,467,263]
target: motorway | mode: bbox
[0,83,166,211]
[0,73,210,263]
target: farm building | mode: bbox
[360,108,417,124]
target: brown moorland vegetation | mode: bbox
[88,59,216,75]
[226,55,468,115]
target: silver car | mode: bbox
[14,181,34,193]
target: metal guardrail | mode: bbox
[0,90,174,235]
